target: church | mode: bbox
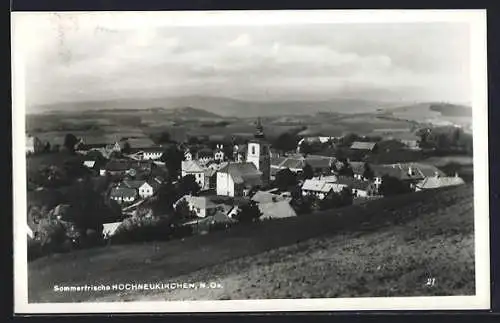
[216,118,272,197]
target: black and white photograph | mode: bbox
[12,10,489,313]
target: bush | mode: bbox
[233,201,262,223]
[379,175,413,197]
[111,216,174,244]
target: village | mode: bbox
[24,114,471,259]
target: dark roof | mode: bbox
[370,163,443,181]
[105,160,131,171]
[138,147,165,153]
[336,176,371,191]
[110,187,138,199]
[218,162,262,185]
[197,148,214,158]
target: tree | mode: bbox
[273,132,300,153]
[302,164,314,180]
[379,175,412,197]
[223,144,233,161]
[172,199,197,224]
[63,133,78,152]
[233,201,262,223]
[158,131,171,144]
[299,141,313,156]
[274,168,298,190]
[338,161,354,177]
[122,141,132,154]
[362,163,375,180]
[153,182,179,215]
[178,175,201,196]
[43,142,51,153]
[318,187,353,211]
[160,145,184,180]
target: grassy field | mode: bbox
[28,184,474,302]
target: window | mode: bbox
[251,145,256,155]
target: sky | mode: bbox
[13,12,472,107]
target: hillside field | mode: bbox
[28,184,474,302]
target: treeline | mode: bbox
[417,127,473,155]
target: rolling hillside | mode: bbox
[28,96,400,117]
[28,184,474,302]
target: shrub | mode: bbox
[233,201,262,223]
[111,216,174,244]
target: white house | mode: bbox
[214,144,225,161]
[184,149,193,161]
[182,160,212,190]
[140,147,164,160]
[216,162,263,197]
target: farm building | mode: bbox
[121,178,162,199]
[181,160,216,191]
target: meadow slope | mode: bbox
[28,185,474,302]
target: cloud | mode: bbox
[14,13,471,106]
[228,33,251,47]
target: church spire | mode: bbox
[255,117,265,139]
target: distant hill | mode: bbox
[28,96,401,117]
[382,102,472,127]
[161,106,221,119]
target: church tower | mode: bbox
[246,117,271,184]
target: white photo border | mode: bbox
[11,9,490,313]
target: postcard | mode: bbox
[12,9,489,313]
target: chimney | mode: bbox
[434,171,439,178]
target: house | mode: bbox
[415,175,465,191]
[26,135,43,155]
[350,141,377,151]
[214,144,225,161]
[197,148,215,165]
[184,148,193,161]
[182,160,213,190]
[136,147,164,160]
[349,161,367,180]
[370,163,445,190]
[271,154,335,176]
[233,145,246,162]
[109,186,138,204]
[301,179,336,200]
[216,162,263,197]
[122,178,162,198]
[102,222,122,239]
[335,176,374,197]
[174,195,220,218]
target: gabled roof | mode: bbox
[349,161,366,175]
[336,176,372,191]
[139,147,165,153]
[197,148,214,158]
[105,160,132,171]
[110,187,138,199]
[182,160,205,173]
[258,200,297,220]
[350,141,377,150]
[218,162,262,185]
[301,179,335,193]
[416,176,465,189]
